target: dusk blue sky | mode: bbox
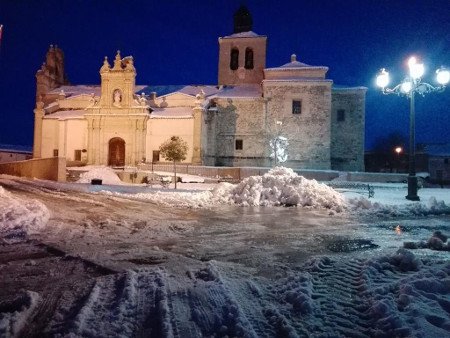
[0,0,449,151]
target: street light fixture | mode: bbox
[376,56,449,201]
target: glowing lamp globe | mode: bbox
[408,57,424,79]
[401,81,412,93]
[436,67,450,85]
[376,69,389,88]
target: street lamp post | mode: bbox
[376,57,449,201]
[394,146,403,172]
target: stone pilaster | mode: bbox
[192,105,203,164]
[33,101,45,158]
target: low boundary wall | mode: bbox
[0,157,66,182]
[137,163,413,183]
[137,163,340,181]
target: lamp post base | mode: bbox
[406,175,420,201]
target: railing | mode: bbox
[326,182,375,198]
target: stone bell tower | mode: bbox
[218,6,267,86]
[98,51,136,109]
[35,45,69,102]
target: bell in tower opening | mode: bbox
[233,6,253,33]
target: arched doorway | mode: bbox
[108,137,125,167]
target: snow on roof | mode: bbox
[43,110,86,120]
[263,78,333,84]
[221,31,265,39]
[265,65,329,72]
[48,85,147,97]
[136,85,185,97]
[150,107,193,119]
[265,54,327,71]
[0,144,32,153]
[177,85,220,97]
[213,85,262,99]
[47,85,101,97]
[137,85,220,98]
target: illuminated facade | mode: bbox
[33,7,366,170]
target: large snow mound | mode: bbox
[77,167,123,185]
[0,186,50,242]
[217,167,346,210]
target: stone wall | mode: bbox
[330,89,366,172]
[263,81,332,169]
[0,157,66,182]
[206,98,267,167]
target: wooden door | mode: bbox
[108,137,125,166]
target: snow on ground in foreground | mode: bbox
[43,249,450,337]
[0,186,50,242]
[77,166,123,185]
[0,291,41,337]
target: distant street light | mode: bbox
[376,56,449,201]
[394,146,403,172]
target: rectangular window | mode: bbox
[74,149,82,161]
[235,139,243,150]
[53,149,59,157]
[152,150,160,162]
[292,100,302,114]
[337,109,345,122]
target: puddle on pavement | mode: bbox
[323,237,379,253]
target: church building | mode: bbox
[33,7,366,171]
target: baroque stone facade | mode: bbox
[33,6,366,171]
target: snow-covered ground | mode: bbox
[0,168,449,337]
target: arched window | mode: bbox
[230,48,239,70]
[245,48,254,69]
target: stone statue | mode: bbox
[113,89,122,107]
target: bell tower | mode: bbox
[99,50,136,108]
[218,6,267,86]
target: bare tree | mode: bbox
[159,136,188,189]
[267,118,289,166]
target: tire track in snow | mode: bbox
[50,269,170,337]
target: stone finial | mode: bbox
[124,56,135,71]
[139,92,148,106]
[112,50,122,70]
[100,56,110,73]
[291,54,297,62]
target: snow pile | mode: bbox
[404,230,450,251]
[77,167,123,185]
[364,249,450,337]
[105,189,213,208]
[0,291,41,337]
[109,168,347,211]
[216,167,346,210]
[347,195,450,217]
[0,186,50,242]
